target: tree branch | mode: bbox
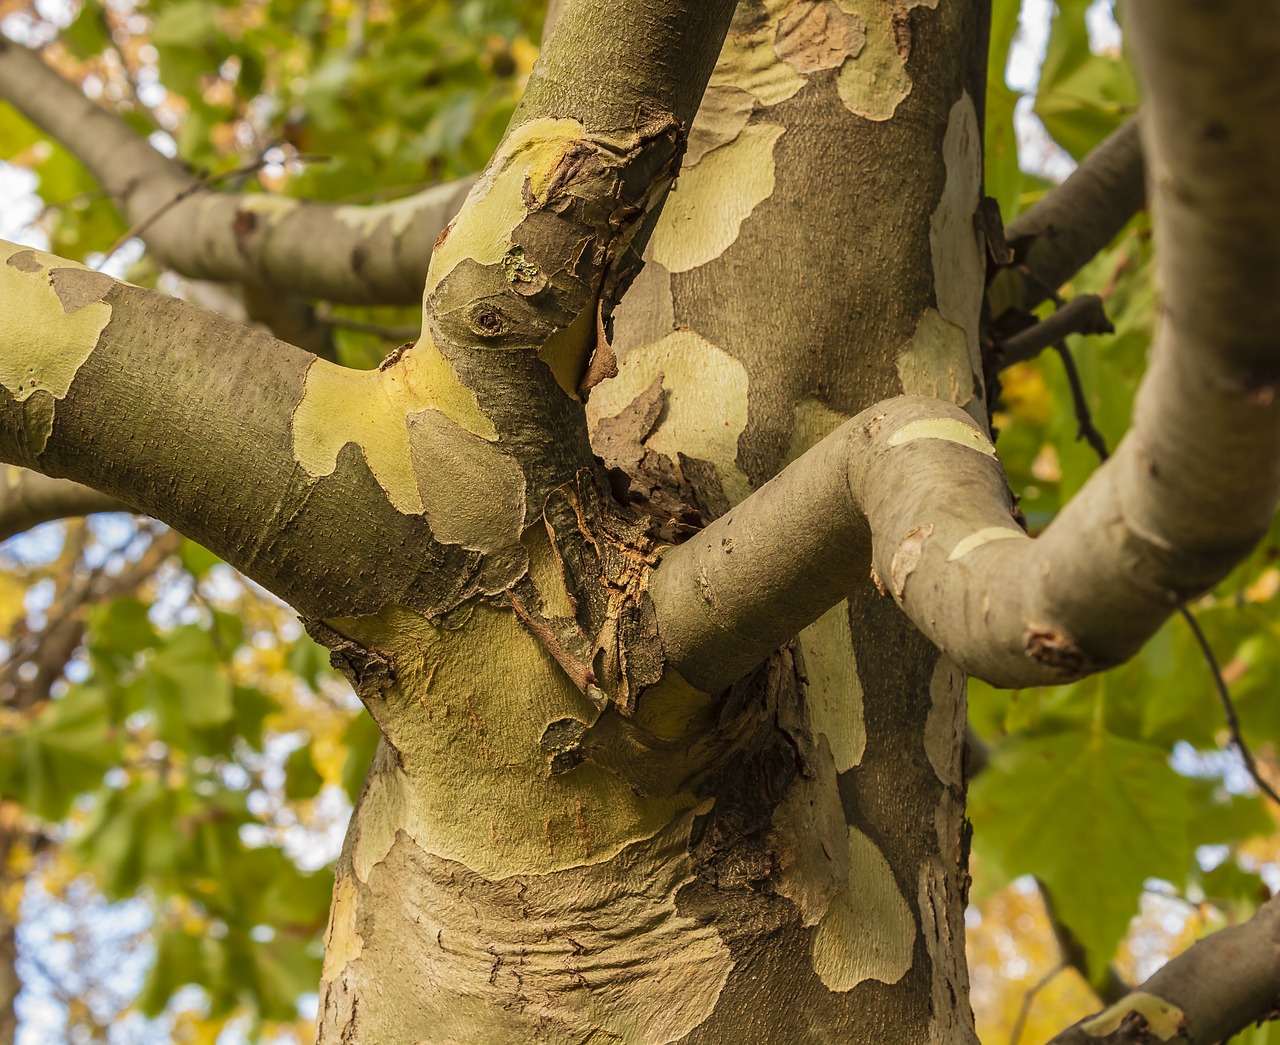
[997,117,1146,315]
[1042,894,1280,1045]
[652,0,1280,692]
[0,37,472,304]
[0,464,131,542]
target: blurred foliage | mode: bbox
[0,0,1277,1041]
[972,0,1280,1038]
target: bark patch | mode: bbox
[775,1,866,74]
[890,523,934,600]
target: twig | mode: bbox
[93,152,329,270]
[1050,341,1110,460]
[1010,963,1066,1045]
[997,295,1114,368]
[1178,604,1280,806]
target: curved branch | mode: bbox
[999,117,1146,314]
[1043,894,1280,1045]
[652,0,1280,692]
[0,37,472,305]
[0,464,131,542]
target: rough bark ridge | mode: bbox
[2,0,1280,1042]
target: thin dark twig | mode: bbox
[92,151,329,270]
[1178,604,1280,806]
[998,295,1114,368]
[1009,962,1066,1045]
[1051,341,1111,460]
[1052,341,1280,807]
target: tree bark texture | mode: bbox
[3,0,1280,1042]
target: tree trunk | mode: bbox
[316,1,986,1040]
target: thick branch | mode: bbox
[0,464,130,542]
[0,241,498,621]
[1043,894,1280,1045]
[0,37,471,304]
[653,0,1280,692]
[998,118,1145,313]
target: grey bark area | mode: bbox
[0,465,131,542]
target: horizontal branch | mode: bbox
[652,0,1280,693]
[0,38,471,305]
[0,240,517,621]
[0,464,131,542]
[1043,894,1280,1045]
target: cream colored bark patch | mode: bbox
[424,117,586,298]
[799,601,865,771]
[887,415,996,458]
[686,86,758,167]
[896,309,974,407]
[834,0,939,120]
[1081,993,1185,1040]
[650,123,784,275]
[1,246,109,402]
[775,0,866,73]
[812,826,916,990]
[587,330,752,505]
[930,92,984,382]
[711,23,806,107]
[291,339,495,515]
[784,396,849,466]
[924,657,963,789]
[948,525,1024,561]
[338,604,698,879]
[633,668,716,742]
[321,875,364,981]
[773,738,849,925]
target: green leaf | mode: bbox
[341,710,381,802]
[89,598,157,658]
[288,634,332,692]
[283,744,323,800]
[179,538,224,578]
[970,727,1195,981]
[62,1,113,60]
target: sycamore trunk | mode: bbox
[315,2,986,1040]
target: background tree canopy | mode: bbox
[0,0,1276,1042]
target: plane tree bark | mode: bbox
[1,0,1279,1042]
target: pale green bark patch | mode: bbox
[1081,993,1186,1040]
[650,123,785,274]
[423,117,588,298]
[685,85,757,167]
[948,525,1024,561]
[836,0,939,120]
[291,341,494,516]
[711,13,807,107]
[587,330,752,504]
[409,410,527,590]
[798,601,866,771]
[929,91,984,390]
[811,826,916,990]
[886,415,996,457]
[784,395,848,466]
[0,245,109,403]
[896,309,975,408]
[772,737,850,925]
